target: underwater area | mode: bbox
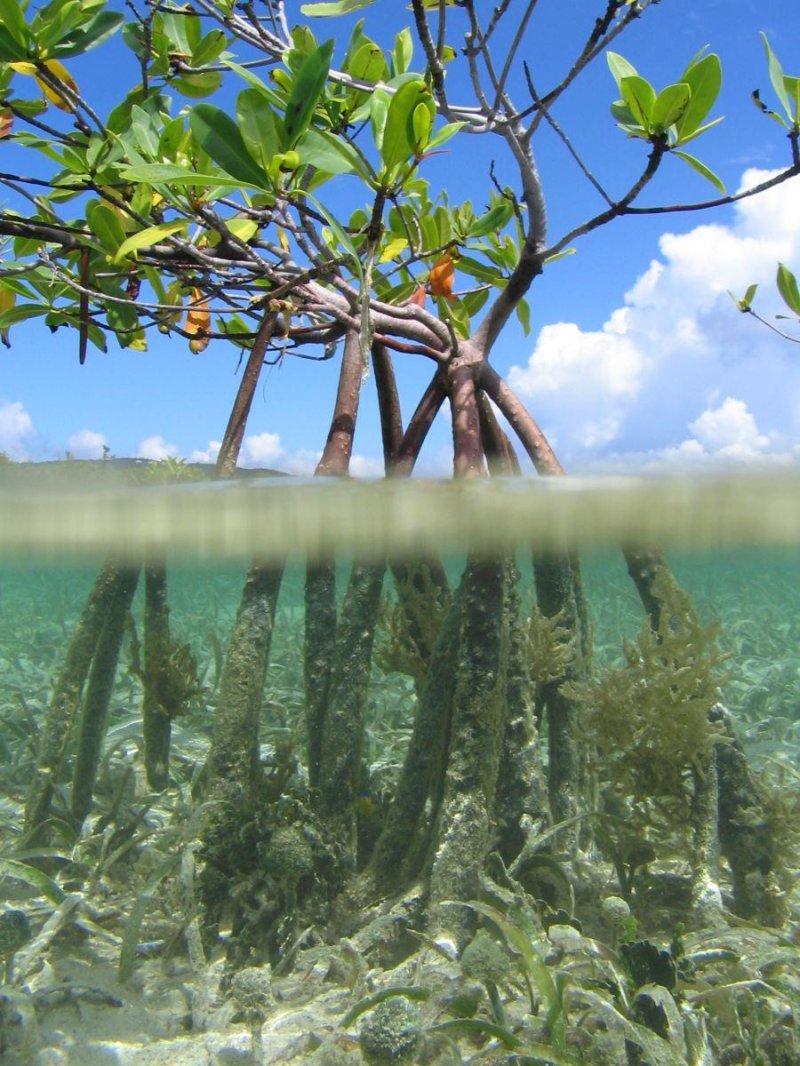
[1,473,800,1066]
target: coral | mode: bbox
[359,998,423,1066]
[460,930,512,988]
[230,964,274,1022]
[0,909,31,983]
[0,910,30,958]
[262,826,314,883]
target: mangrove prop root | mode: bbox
[533,553,587,842]
[318,561,386,853]
[71,563,141,825]
[427,555,510,946]
[142,561,171,792]
[24,558,133,841]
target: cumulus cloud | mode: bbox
[186,433,383,477]
[598,397,794,472]
[242,432,283,467]
[67,428,108,460]
[0,400,35,459]
[508,168,800,466]
[136,434,180,461]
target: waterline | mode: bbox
[2,471,799,560]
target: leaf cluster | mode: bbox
[607,47,725,191]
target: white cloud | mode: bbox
[688,397,770,459]
[349,454,385,478]
[277,449,319,476]
[136,434,179,460]
[67,428,108,460]
[242,432,283,467]
[189,440,221,464]
[598,397,795,472]
[508,168,800,465]
[0,400,34,459]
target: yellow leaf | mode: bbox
[185,288,210,353]
[11,58,79,112]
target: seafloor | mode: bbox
[1,549,799,1065]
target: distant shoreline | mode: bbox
[0,458,287,486]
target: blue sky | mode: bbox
[1,0,799,475]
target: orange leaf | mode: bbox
[429,254,454,299]
[408,284,427,308]
[0,110,12,139]
[185,289,210,353]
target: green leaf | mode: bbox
[119,162,247,188]
[411,99,433,153]
[191,28,228,68]
[544,247,576,265]
[222,59,283,108]
[425,120,465,152]
[761,32,792,121]
[172,72,223,99]
[237,88,284,171]
[381,78,434,169]
[283,38,335,145]
[620,75,655,132]
[672,150,725,193]
[189,103,271,188]
[427,1019,520,1050]
[114,220,188,262]
[731,282,758,312]
[301,0,375,14]
[49,10,124,58]
[777,262,800,316]
[607,51,639,92]
[296,127,362,175]
[0,0,29,46]
[86,200,128,254]
[675,53,722,143]
[303,190,363,281]
[0,22,28,60]
[392,26,413,76]
[378,235,408,262]
[0,857,65,903]
[651,83,690,131]
[610,100,648,138]
[348,39,387,85]
[673,116,723,147]
[468,201,513,239]
[516,297,531,335]
[118,853,179,982]
[785,75,800,125]
[369,88,390,151]
[0,303,49,328]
